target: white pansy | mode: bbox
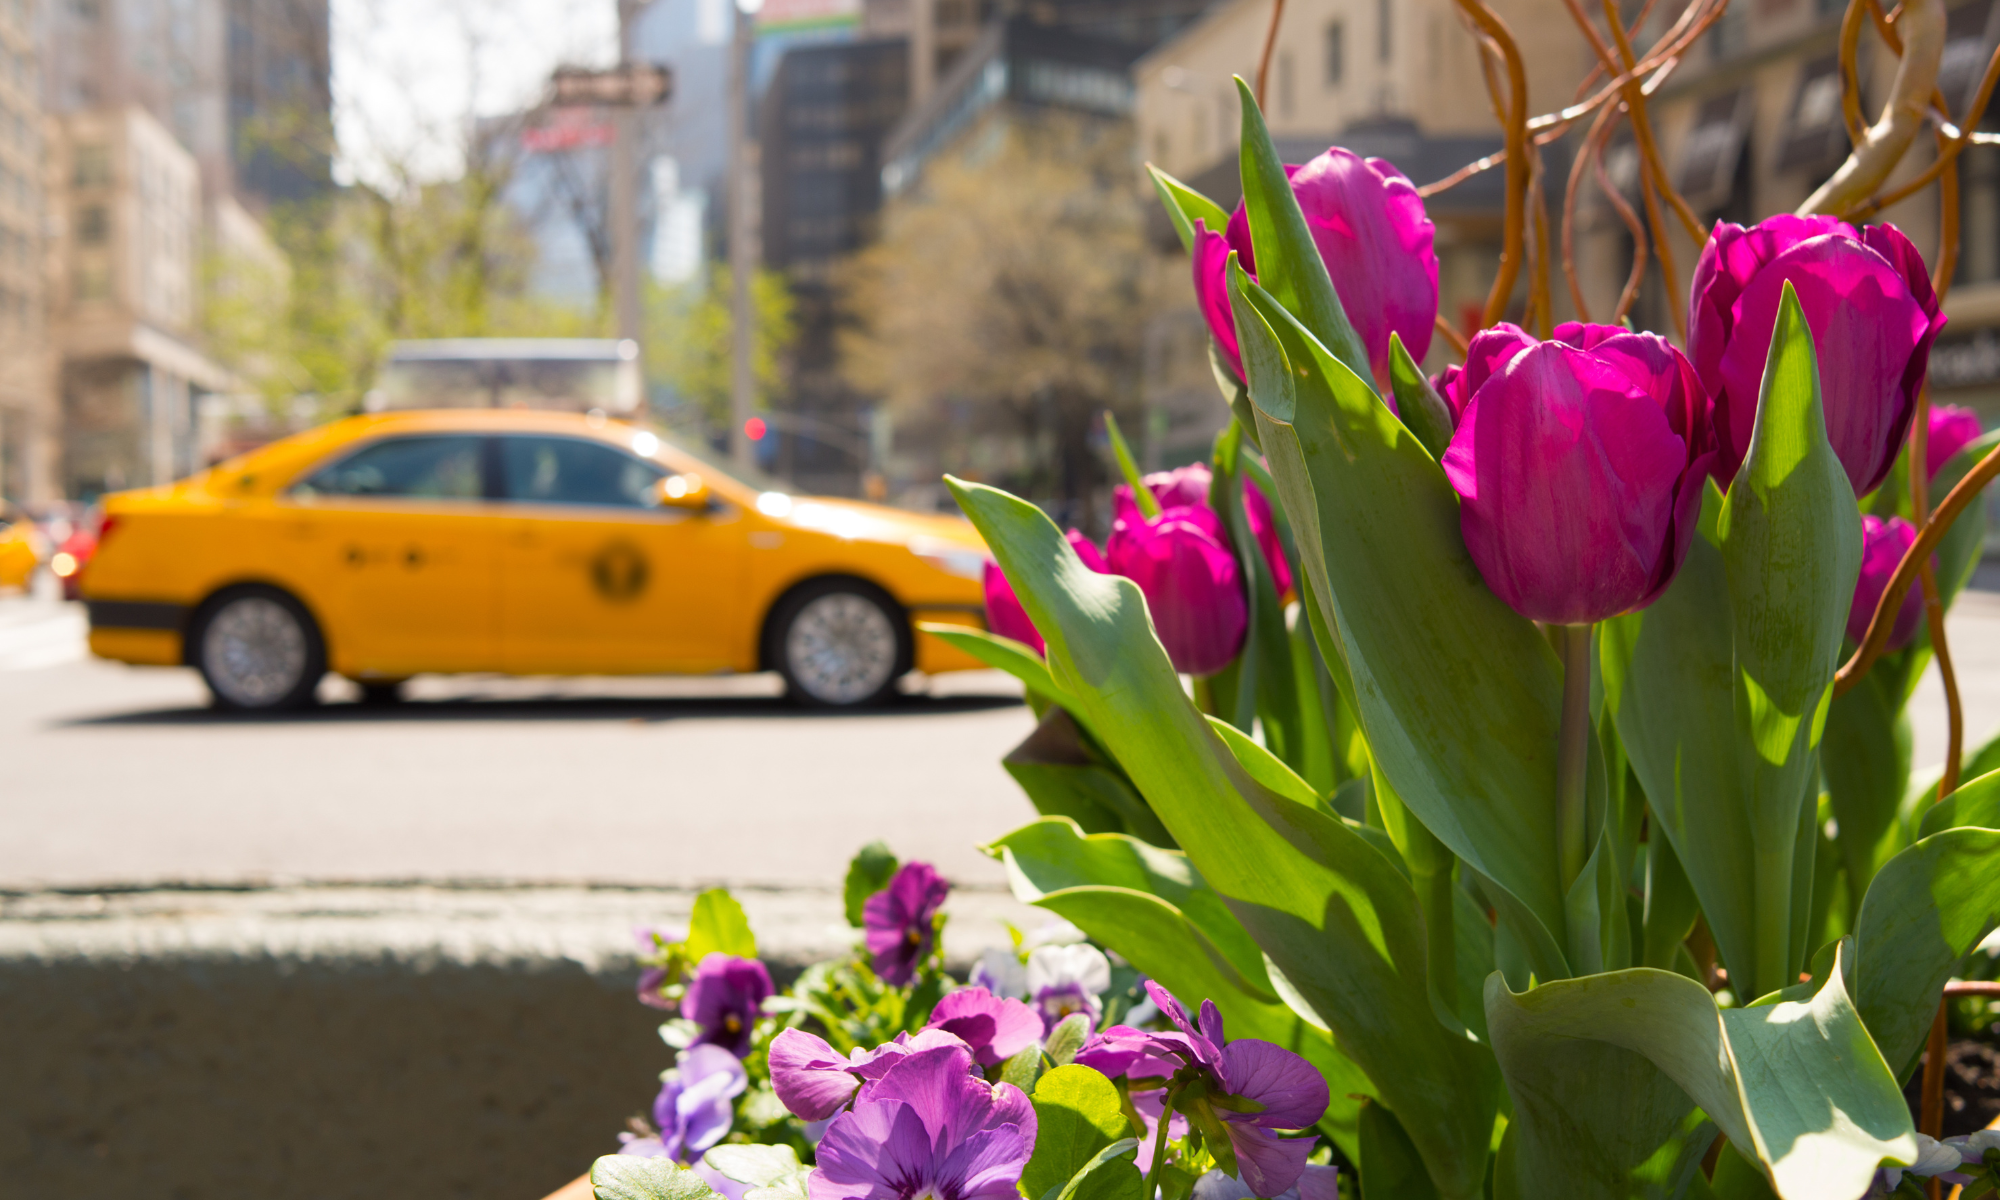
[1024,918,1089,948]
[969,947,1028,999]
[1028,943,1113,995]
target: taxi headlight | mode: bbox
[50,552,76,577]
[910,537,987,581]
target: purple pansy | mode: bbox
[864,862,950,986]
[808,1045,1037,1200]
[923,986,1044,1068]
[683,953,775,1058]
[769,1026,973,1121]
[623,1044,747,1165]
[1109,983,1330,1197]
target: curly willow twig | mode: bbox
[1452,0,1531,328]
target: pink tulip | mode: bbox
[1193,147,1437,384]
[1106,504,1247,675]
[1688,215,1945,497]
[982,530,1106,654]
[1848,515,1925,651]
[1441,322,1714,625]
[1114,464,1293,597]
[1928,405,1984,480]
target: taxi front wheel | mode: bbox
[190,586,327,712]
[769,581,910,708]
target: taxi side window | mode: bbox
[497,436,663,508]
[292,435,485,500]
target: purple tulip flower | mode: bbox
[1440,322,1715,625]
[863,862,950,986]
[770,1027,973,1120]
[923,986,1043,1068]
[1115,464,1294,598]
[1106,504,1247,676]
[983,529,1107,655]
[808,1044,1036,1200]
[1848,515,1925,651]
[1689,215,1945,497]
[1929,404,1985,480]
[628,1044,747,1164]
[1192,148,1438,384]
[683,953,775,1058]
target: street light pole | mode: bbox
[727,1,758,468]
[611,0,644,374]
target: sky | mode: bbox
[331,0,622,190]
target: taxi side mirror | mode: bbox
[651,473,711,511]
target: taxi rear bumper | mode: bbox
[86,600,191,666]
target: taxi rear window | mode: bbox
[291,435,484,500]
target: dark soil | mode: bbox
[1904,1036,2000,1137]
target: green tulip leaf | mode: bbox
[1005,708,1171,845]
[1233,77,1370,383]
[1641,828,1701,972]
[918,624,1071,707]
[1359,1101,1443,1200]
[1227,260,1573,986]
[1822,667,1915,904]
[951,479,1496,1200]
[1851,826,2000,1077]
[593,1156,723,1200]
[1387,331,1455,462]
[1917,767,2000,838]
[1714,279,1864,999]
[1147,162,1230,255]
[1214,420,1301,765]
[988,816,1366,1156]
[1486,941,1915,1200]
[1930,428,1997,607]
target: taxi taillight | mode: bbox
[95,515,118,543]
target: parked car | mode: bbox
[80,409,992,709]
[0,507,42,590]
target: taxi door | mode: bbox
[492,434,748,674]
[282,432,501,674]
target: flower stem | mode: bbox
[1140,1082,1179,1200]
[1557,623,1593,892]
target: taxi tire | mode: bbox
[357,680,407,706]
[189,585,327,712]
[766,579,911,708]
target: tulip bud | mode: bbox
[1105,504,1247,675]
[1928,404,1985,481]
[1192,147,1438,384]
[982,529,1106,654]
[1115,463,1293,597]
[1847,515,1925,651]
[1441,323,1714,625]
[1688,215,1945,497]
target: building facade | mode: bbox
[0,0,50,504]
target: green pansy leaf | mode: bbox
[685,888,756,961]
[1045,1012,1093,1067]
[703,1145,812,1200]
[842,843,898,930]
[1025,1065,1137,1200]
[593,1156,724,1200]
[1050,1139,1144,1200]
[952,481,1495,1200]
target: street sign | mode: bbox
[522,109,614,151]
[549,63,674,109]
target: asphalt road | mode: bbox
[2,582,1997,893]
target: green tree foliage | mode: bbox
[645,270,798,433]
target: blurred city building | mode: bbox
[0,0,51,504]
[34,0,328,500]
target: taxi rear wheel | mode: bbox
[769,581,910,707]
[191,586,326,711]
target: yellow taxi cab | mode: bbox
[0,511,41,590]
[79,409,992,710]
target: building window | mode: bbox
[74,264,108,301]
[76,204,108,245]
[73,144,109,188]
[1378,0,1392,63]
[1326,21,1344,84]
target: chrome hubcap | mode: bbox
[786,593,897,704]
[203,597,308,707]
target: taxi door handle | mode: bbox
[507,528,541,548]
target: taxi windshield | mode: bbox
[643,425,795,496]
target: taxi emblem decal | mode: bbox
[589,539,650,602]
